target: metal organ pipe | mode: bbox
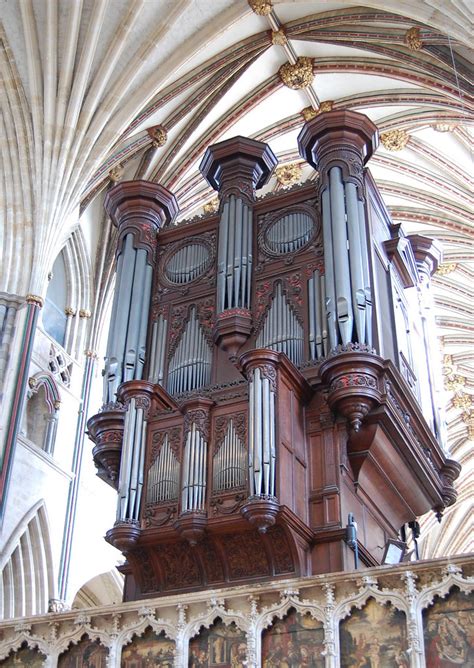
[181,423,207,512]
[345,181,367,344]
[167,307,211,395]
[116,398,147,522]
[358,198,372,345]
[329,167,354,345]
[149,314,168,385]
[217,195,253,313]
[248,368,276,498]
[146,435,180,504]
[256,283,304,366]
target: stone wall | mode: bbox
[0,555,472,667]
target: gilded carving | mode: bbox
[25,294,44,307]
[301,106,318,121]
[64,306,76,316]
[248,0,272,15]
[380,129,410,151]
[404,26,423,51]
[203,197,219,214]
[79,308,92,318]
[274,162,302,187]
[279,57,314,90]
[148,125,168,148]
[433,123,458,133]
[271,28,287,46]
[436,262,457,275]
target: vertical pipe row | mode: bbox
[256,283,304,365]
[148,314,168,385]
[308,269,327,360]
[329,167,354,345]
[147,436,180,503]
[116,399,147,522]
[103,233,155,403]
[320,173,372,351]
[248,368,276,497]
[181,423,207,512]
[213,420,246,491]
[217,196,253,313]
[167,308,211,395]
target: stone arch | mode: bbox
[24,372,60,455]
[0,501,55,619]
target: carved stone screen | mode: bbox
[340,598,409,667]
[0,643,46,667]
[188,619,247,667]
[58,636,108,667]
[261,608,324,667]
[121,627,175,666]
[423,587,474,666]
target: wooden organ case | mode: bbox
[88,112,460,601]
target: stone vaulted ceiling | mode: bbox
[0,0,472,558]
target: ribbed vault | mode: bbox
[1,0,472,567]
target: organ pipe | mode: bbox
[329,167,354,345]
[117,398,146,522]
[147,435,180,503]
[167,307,212,395]
[217,195,253,313]
[248,368,276,497]
[213,420,246,491]
[256,283,304,365]
[181,423,207,512]
[103,235,154,403]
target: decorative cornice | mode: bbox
[404,27,422,51]
[248,0,272,16]
[380,129,410,151]
[274,162,303,187]
[271,28,287,46]
[279,57,314,90]
[25,294,44,307]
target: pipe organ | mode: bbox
[88,112,460,600]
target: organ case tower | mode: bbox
[88,111,460,600]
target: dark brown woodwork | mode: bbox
[88,114,461,601]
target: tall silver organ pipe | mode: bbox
[146,435,180,503]
[103,233,153,403]
[213,420,246,491]
[329,167,354,345]
[217,195,253,312]
[319,170,373,349]
[256,283,304,366]
[181,422,207,511]
[167,307,212,395]
[148,314,168,385]
[248,368,276,497]
[117,398,146,521]
[308,269,327,360]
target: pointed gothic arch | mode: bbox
[0,501,55,619]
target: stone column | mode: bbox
[103,181,178,404]
[200,137,277,357]
[0,294,43,519]
[298,111,378,350]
